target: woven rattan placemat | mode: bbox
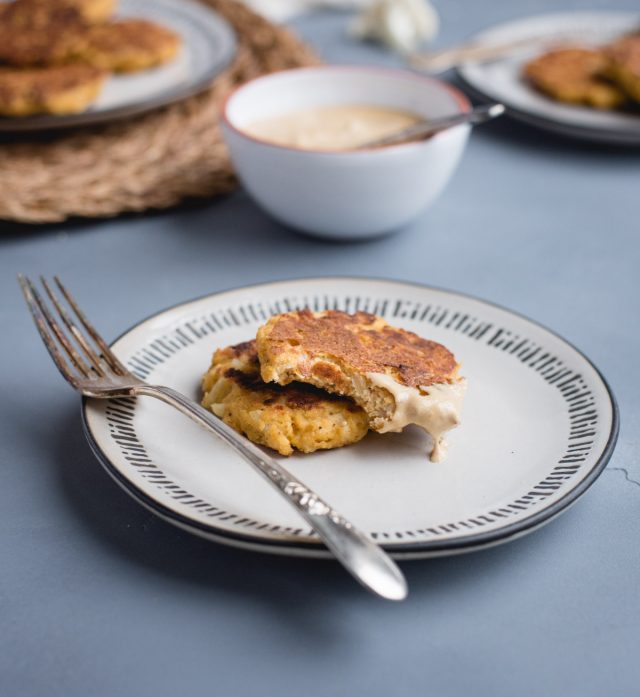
[0,0,319,223]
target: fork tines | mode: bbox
[18,275,127,386]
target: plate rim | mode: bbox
[0,0,237,133]
[456,9,640,145]
[460,78,640,146]
[81,276,620,558]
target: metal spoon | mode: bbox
[358,103,505,149]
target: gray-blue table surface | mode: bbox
[1,1,638,695]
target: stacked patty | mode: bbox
[0,0,180,116]
[202,310,466,460]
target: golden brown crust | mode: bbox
[257,312,465,450]
[0,6,177,73]
[64,0,117,24]
[257,310,459,389]
[0,64,107,116]
[3,0,116,25]
[605,33,640,102]
[201,340,368,456]
[80,19,181,72]
[523,47,625,109]
[0,2,88,66]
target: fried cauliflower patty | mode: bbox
[523,47,625,110]
[79,19,181,72]
[201,340,369,456]
[605,33,640,103]
[3,0,117,25]
[0,1,87,66]
[0,6,179,73]
[0,64,106,116]
[256,310,461,429]
[256,310,466,461]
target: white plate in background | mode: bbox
[0,0,236,131]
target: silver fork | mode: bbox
[18,275,408,601]
[410,28,610,73]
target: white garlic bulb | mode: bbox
[351,0,440,54]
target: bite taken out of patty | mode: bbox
[256,310,466,461]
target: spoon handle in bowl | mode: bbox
[358,103,505,149]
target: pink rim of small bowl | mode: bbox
[221,65,472,156]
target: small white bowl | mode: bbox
[222,66,471,240]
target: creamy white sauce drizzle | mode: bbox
[367,373,467,462]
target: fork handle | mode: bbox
[410,36,540,72]
[133,384,408,601]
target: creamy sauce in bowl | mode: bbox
[242,104,422,151]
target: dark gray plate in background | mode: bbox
[458,11,640,145]
[0,0,236,132]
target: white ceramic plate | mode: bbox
[458,12,640,145]
[0,0,236,132]
[82,278,618,559]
